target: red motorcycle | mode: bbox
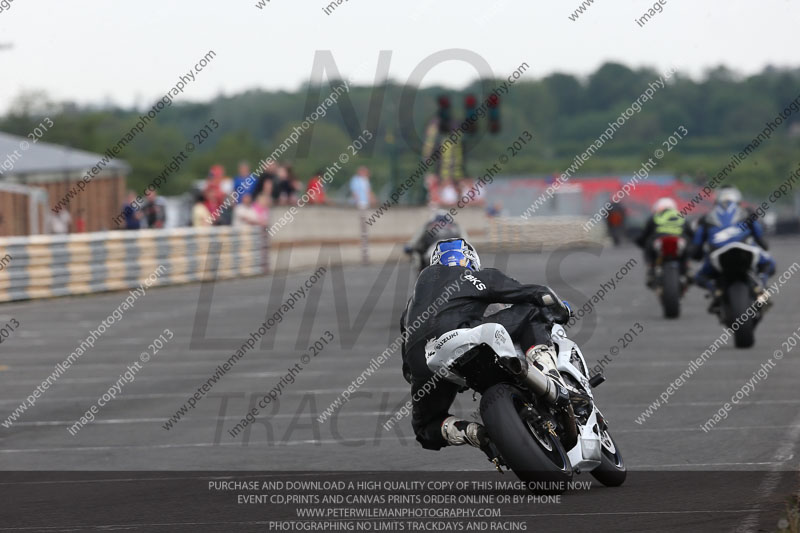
[651,235,688,318]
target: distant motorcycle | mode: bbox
[708,241,767,348]
[406,243,439,275]
[405,217,464,275]
[650,235,689,318]
[426,321,626,491]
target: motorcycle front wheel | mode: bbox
[591,426,627,487]
[480,383,572,491]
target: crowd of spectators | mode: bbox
[104,160,503,235]
[189,161,325,229]
[115,162,493,232]
[118,160,335,231]
[109,159,509,235]
[120,190,167,230]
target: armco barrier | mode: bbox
[0,226,266,303]
[0,207,606,303]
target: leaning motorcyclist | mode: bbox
[635,197,693,287]
[690,186,776,311]
[399,238,571,453]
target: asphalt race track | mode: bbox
[1,238,799,532]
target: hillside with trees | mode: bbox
[2,63,799,204]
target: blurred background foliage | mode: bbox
[2,62,799,203]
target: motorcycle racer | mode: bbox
[635,197,693,287]
[691,186,776,311]
[399,238,572,452]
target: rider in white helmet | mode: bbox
[635,197,692,287]
[652,197,677,213]
[691,186,775,310]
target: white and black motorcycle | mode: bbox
[707,241,769,348]
[426,321,625,489]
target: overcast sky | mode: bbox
[0,0,797,113]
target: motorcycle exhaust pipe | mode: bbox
[499,357,559,403]
[522,365,559,403]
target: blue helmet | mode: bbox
[430,238,481,270]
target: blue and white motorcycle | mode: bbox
[707,239,769,348]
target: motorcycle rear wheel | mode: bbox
[480,383,573,492]
[660,263,681,318]
[726,281,755,348]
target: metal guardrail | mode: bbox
[0,226,267,303]
[0,213,604,303]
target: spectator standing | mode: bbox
[349,166,375,209]
[206,164,234,225]
[286,164,302,203]
[219,169,235,225]
[271,165,296,206]
[233,161,256,203]
[143,190,167,229]
[204,165,226,217]
[121,190,143,230]
[606,202,626,246]
[252,192,271,228]
[49,209,71,235]
[75,209,87,233]
[192,190,212,227]
[253,161,278,200]
[305,170,327,205]
[440,177,458,206]
[233,194,259,226]
[349,165,374,266]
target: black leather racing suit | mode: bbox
[400,264,568,450]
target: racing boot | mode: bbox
[442,416,504,470]
[441,416,490,449]
[706,289,722,315]
[645,265,656,289]
[754,282,773,310]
